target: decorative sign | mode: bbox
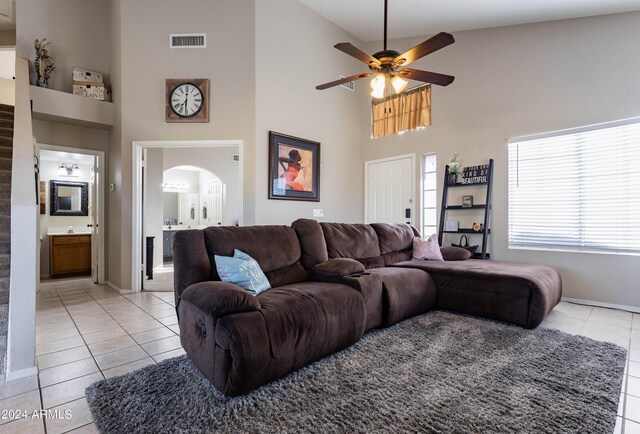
[462,164,490,185]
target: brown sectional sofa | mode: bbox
[173,219,562,396]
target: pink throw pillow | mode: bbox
[413,234,444,261]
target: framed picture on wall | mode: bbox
[268,131,320,201]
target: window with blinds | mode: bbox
[372,85,431,138]
[508,119,640,254]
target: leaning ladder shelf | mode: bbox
[438,159,494,259]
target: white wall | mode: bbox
[255,0,365,224]
[0,77,14,105]
[38,159,92,277]
[110,0,255,290]
[15,0,110,91]
[361,12,640,309]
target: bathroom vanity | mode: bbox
[49,233,92,277]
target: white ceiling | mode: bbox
[299,0,640,42]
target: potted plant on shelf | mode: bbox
[447,152,462,185]
[34,38,55,88]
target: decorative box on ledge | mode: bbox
[72,67,109,101]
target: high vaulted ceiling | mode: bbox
[299,0,640,42]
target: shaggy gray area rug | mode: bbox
[86,311,626,434]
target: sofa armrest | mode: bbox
[310,258,365,278]
[180,281,261,317]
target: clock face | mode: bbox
[169,83,203,117]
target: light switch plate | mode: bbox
[313,209,324,217]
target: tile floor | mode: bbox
[0,278,638,433]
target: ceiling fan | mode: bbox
[316,0,455,98]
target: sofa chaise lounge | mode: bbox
[173,219,562,396]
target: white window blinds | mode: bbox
[508,119,640,254]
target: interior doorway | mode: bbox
[132,140,243,293]
[364,154,415,225]
[36,144,105,285]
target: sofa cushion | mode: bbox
[257,281,366,360]
[311,258,365,277]
[440,246,472,261]
[371,223,414,254]
[367,267,437,326]
[214,250,271,295]
[320,223,384,268]
[291,218,329,269]
[203,226,306,287]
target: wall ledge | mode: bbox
[30,86,114,130]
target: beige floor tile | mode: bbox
[1,417,45,434]
[0,375,39,400]
[580,323,631,348]
[94,345,149,370]
[35,327,81,346]
[155,314,178,326]
[66,422,100,433]
[540,315,585,335]
[103,357,156,379]
[37,346,92,371]
[628,395,640,423]
[141,335,182,356]
[75,320,121,336]
[46,397,94,434]
[88,335,137,357]
[619,394,625,416]
[0,390,42,425]
[552,302,593,320]
[632,347,640,362]
[588,307,633,329]
[615,417,623,434]
[120,319,164,334]
[131,327,175,344]
[41,372,104,409]
[633,313,640,330]
[36,335,86,356]
[35,321,77,336]
[81,326,128,345]
[630,361,640,379]
[145,306,176,318]
[628,376,640,398]
[168,324,180,334]
[153,347,186,363]
[39,358,100,388]
[626,419,640,434]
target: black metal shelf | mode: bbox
[443,228,491,234]
[446,182,488,187]
[445,205,487,210]
[438,159,494,260]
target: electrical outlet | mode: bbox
[313,209,324,217]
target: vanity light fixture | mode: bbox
[58,163,81,177]
[162,183,188,192]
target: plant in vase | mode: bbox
[447,152,462,185]
[34,38,55,88]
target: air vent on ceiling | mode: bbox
[170,33,207,49]
[339,75,356,91]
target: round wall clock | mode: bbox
[165,78,209,123]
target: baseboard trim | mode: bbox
[561,297,640,314]
[106,281,134,295]
[5,366,37,382]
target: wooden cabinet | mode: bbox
[50,234,91,277]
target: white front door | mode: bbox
[365,154,415,225]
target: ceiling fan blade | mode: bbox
[393,32,455,67]
[397,68,455,87]
[316,72,372,90]
[334,43,381,67]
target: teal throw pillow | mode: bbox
[214,249,271,296]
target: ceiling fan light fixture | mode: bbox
[370,74,385,91]
[391,75,408,93]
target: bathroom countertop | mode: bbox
[47,230,92,236]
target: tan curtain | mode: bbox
[371,85,431,138]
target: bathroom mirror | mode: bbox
[50,180,89,216]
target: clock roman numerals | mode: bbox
[166,79,208,122]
